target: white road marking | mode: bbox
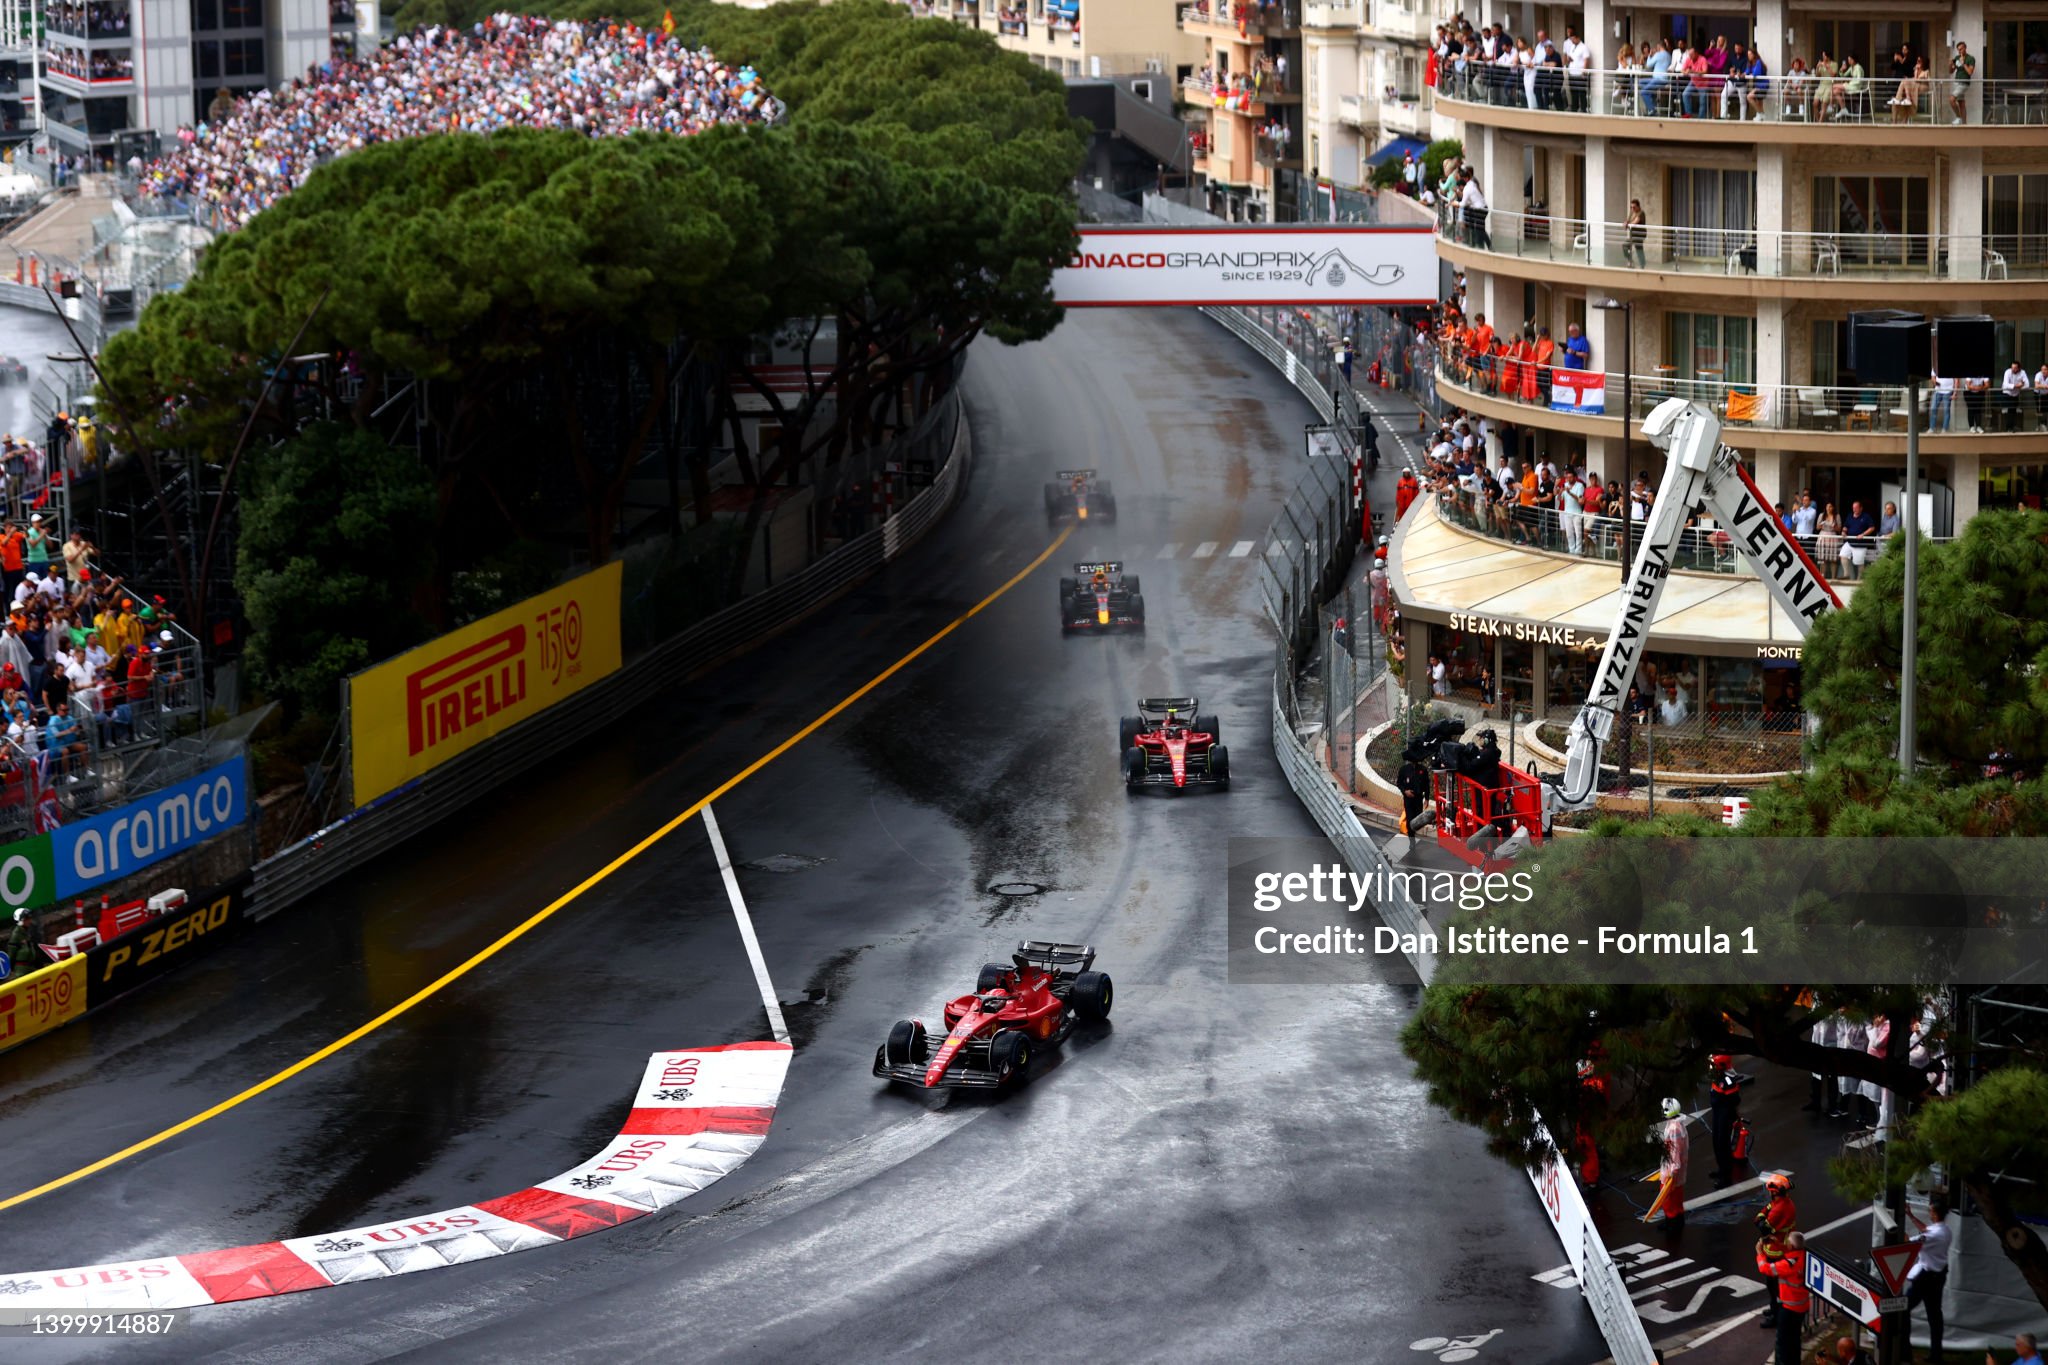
[1669,1306,1766,1351]
[1806,1206,1877,1238]
[703,804,791,1045]
[1631,1266,1719,1295]
[1192,541,1219,558]
[1157,543,1179,559]
[1229,540,1255,557]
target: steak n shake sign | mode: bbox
[349,562,622,805]
[1052,227,1437,307]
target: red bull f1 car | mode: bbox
[874,941,1113,1090]
[1045,468,1116,523]
[1121,697,1229,791]
[1060,561,1145,633]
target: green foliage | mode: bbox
[1422,138,1463,187]
[1833,1064,2048,1202]
[1400,508,2048,1303]
[1369,159,1403,191]
[236,423,435,720]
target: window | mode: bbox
[223,37,263,77]
[1804,20,1930,75]
[1811,175,1930,266]
[197,42,219,79]
[1665,312,1754,386]
[1667,167,1753,260]
[221,0,262,24]
[1984,175,2048,271]
[194,0,216,29]
[1988,20,2048,81]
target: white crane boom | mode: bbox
[1548,398,1843,821]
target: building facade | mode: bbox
[1390,2,2048,731]
[922,0,1203,77]
[39,0,337,163]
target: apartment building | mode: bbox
[1430,2,2046,534]
[1302,0,1445,190]
[39,0,340,164]
[924,0,1203,77]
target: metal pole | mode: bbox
[1620,307,1633,581]
[1899,377,1919,775]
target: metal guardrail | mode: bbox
[248,390,971,919]
[1214,300,1660,1365]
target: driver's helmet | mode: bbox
[979,992,1010,1013]
[1071,473,1086,490]
[1092,571,1108,587]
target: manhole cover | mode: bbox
[742,853,827,873]
[988,881,1045,897]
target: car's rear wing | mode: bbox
[1055,469,1097,480]
[1014,940,1095,975]
[1137,696,1198,715]
[1074,561,1124,576]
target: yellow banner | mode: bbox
[0,954,87,1052]
[350,562,623,805]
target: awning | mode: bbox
[1365,135,1427,168]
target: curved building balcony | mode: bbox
[1431,352,2048,457]
[1434,67,2048,148]
[1437,205,2048,303]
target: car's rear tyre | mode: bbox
[990,1029,1032,1083]
[1128,593,1146,624]
[1196,713,1220,742]
[1209,743,1231,788]
[1123,573,1141,596]
[1119,716,1143,751]
[1044,483,1061,514]
[1070,970,1113,1022]
[1095,479,1114,499]
[885,1019,927,1067]
[1058,576,1077,598]
[1098,497,1117,521]
[1123,745,1146,790]
[976,962,1009,993]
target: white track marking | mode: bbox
[703,804,791,1045]
[1157,543,1179,559]
[1806,1206,1877,1238]
[1670,1173,1764,1211]
[1229,540,1255,557]
[1192,541,1219,558]
[1670,1306,1766,1351]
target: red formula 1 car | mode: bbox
[1120,696,1229,792]
[874,941,1113,1090]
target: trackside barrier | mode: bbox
[1215,302,1659,1365]
[248,392,970,919]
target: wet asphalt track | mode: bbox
[0,309,1605,1363]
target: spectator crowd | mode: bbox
[137,14,782,231]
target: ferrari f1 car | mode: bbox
[1045,468,1116,522]
[874,941,1113,1090]
[1060,561,1145,633]
[1120,697,1229,791]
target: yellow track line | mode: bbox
[0,523,1075,1216]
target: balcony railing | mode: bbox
[1437,202,2047,283]
[1435,64,2048,128]
[1185,75,1267,114]
[1178,2,1300,36]
[1302,0,1361,27]
[1369,0,1433,45]
[1433,347,2048,437]
[1338,92,1365,126]
[1430,489,1941,580]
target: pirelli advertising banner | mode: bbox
[349,562,623,806]
[1051,226,1438,308]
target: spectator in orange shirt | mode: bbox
[0,521,22,594]
[1530,326,1557,402]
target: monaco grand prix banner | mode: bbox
[349,562,622,807]
[1052,227,1437,307]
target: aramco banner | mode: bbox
[1051,227,1437,307]
[349,563,623,806]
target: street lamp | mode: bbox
[1593,298,1633,581]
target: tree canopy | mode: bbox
[98,1,1086,720]
[1401,509,2048,1305]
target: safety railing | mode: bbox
[1436,65,2048,128]
[247,387,971,920]
[1428,488,1944,580]
[1433,348,2048,437]
[1213,295,1660,1365]
[1436,201,2047,282]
